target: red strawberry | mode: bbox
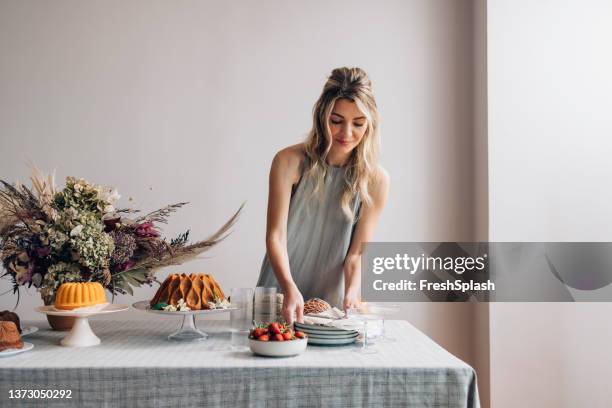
[274,333,284,342]
[295,331,305,339]
[268,322,281,335]
[282,332,292,341]
[253,328,267,338]
[258,334,269,341]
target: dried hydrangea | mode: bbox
[45,225,70,252]
[39,262,82,304]
[53,177,103,214]
[45,210,114,270]
[68,219,114,270]
[53,177,117,216]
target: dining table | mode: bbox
[0,318,480,407]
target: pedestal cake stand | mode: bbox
[132,300,237,341]
[35,304,128,347]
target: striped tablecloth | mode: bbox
[0,319,479,408]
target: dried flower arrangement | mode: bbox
[0,167,242,305]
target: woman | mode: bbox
[256,67,389,324]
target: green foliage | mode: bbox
[111,268,150,296]
[151,302,168,310]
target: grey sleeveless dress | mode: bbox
[256,159,361,308]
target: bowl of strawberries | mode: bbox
[248,322,307,357]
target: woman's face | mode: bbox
[328,98,368,156]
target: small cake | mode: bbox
[54,282,107,310]
[303,298,331,315]
[0,321,23,351]
[150,273,226,310]
[0,310,22,334]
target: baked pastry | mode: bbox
[0,310,21,334]
[150,273,226,310]
[303,298,331,315]
[54,282,107,310]
[0,321,23,351]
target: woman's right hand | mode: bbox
[282,283,304,325]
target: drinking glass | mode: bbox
[343,308,381,354]
[364,302,401,343]
[253,287,277,325]
[229,288,254,349]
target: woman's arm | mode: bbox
[265,146,304,324]
[343,167,390,311]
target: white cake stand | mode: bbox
[132,301,237,342]
[35,304,128,347]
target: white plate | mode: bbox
[303,332,359,340]
[307,336,357,346]
[249,337,307,357]
[295,322,357,333]
[295,327,358,337]
[132,301,237,315]
[0,342,34,357]
[295,319,354,331]
[35,304,128,317]
[21,326,38,337]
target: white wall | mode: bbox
[488,1,612,407]
[0,0,481,369]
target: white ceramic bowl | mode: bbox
[249,337,307,357]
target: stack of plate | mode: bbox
[295,322,359,346]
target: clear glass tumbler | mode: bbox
[366,302,401,343]
[253,287,277,325]
[345,307,380,354]
[229,287,254,349]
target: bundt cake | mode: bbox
[150,273,226,310]
[303,298,331,315]
[0,310,22,334]
[54,282,108,310]
[0,321,23,351]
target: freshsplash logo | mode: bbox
[371,253,488,275]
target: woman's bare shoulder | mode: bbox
[271,143,306,183]
[274,143,305,164]
[374,164,390,185]
[370,164,390,201]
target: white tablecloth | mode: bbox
[0,319,479,407]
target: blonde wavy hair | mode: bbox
[303,67,380,220]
